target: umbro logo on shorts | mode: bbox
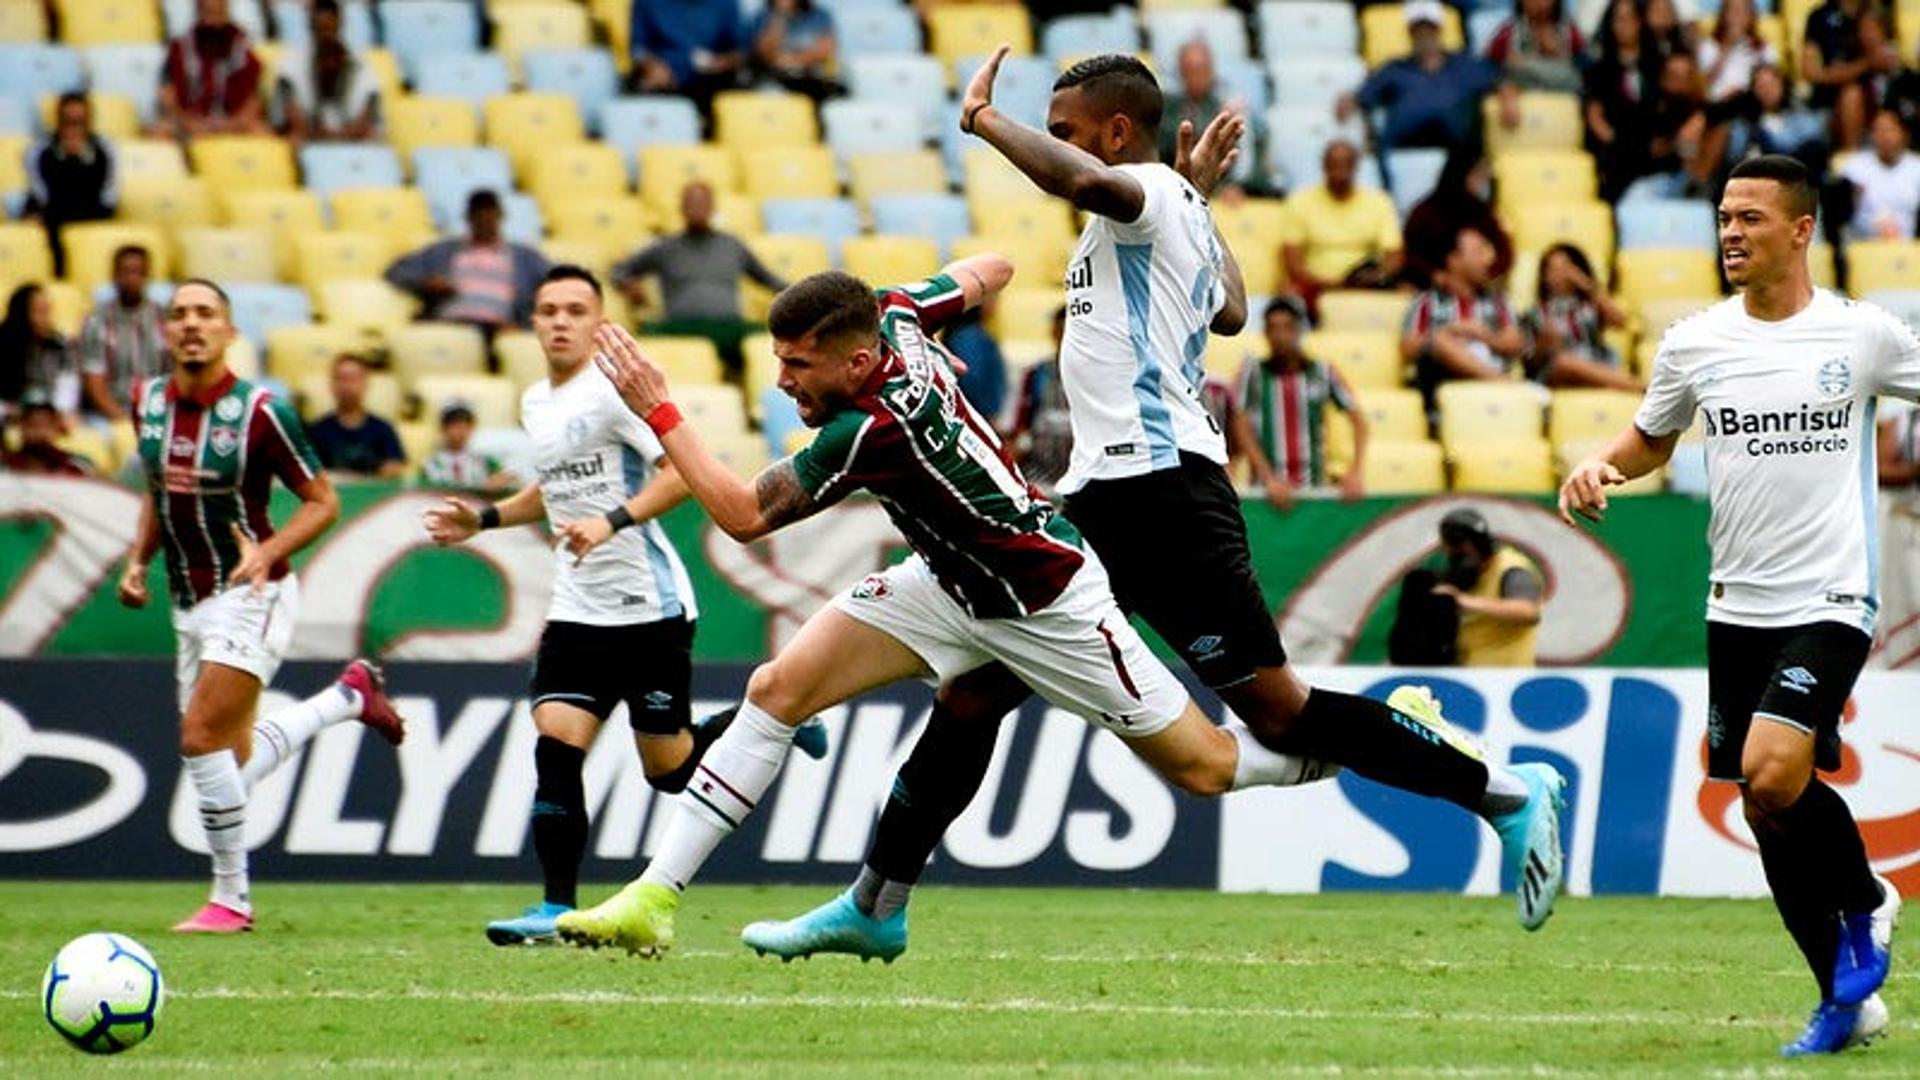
[1188,635,1226,662]
[1779,667,1819,694]
[642,690,675,711]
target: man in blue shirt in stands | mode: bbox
[1338,1,1500,153]
[630,0,747,115]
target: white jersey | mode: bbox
[520,361,697,627]
[1056,162,1228,493]
[1636,290,1920,632]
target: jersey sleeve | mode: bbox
[879,272,967,332]
[1108,164,1172,243]
[790,408,880,509]
[255,395,323,489]
[1867,302,1920,401]
[1633,339,1696,437]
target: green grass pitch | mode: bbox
[2,882,1914,1077]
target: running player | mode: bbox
[741,50,1566,964]
[118,279,405,934]
[553,261,1336,956]
[421,266,823,945]
[1561,154,1903,1057]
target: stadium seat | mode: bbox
[950,232,1071,292]
[1146,9,1250,71]
[1304,330,1405,390]
[1636,296,1712,341]
[954,53,1056,128]
[549,196,650,262]
[294,368,402,424]
[1617,198,1718,251]
[0,44,83,101]
[1212,199,1289,295]
[762,198,863,262]
[1451,439,1556,494]
[1362,439,1446,494]
[0,96,28,137]
[963,147,1046,205]
[1258,1,1361,58]
[0,222,53,283]
[224,190,325,280]
[1387,148,1449,216]
[497,192,546,247]
[413,147,515,229]
[1360,4,1466,67]
[37,91,138,140]
[1318,291,1412,334]
[527,142,629,208]
[1436,381,1545,446]
[1848,240,1920,297]
[1483,93,1584,154]
[870,194,972,259]
[1269,56,1367,108]
[116,176,219,231]
[387,97,480,163]
[1865,287,1920,330]
[0,0,46,42]
[116,139,189,185]
[1547,388,1642,444]
[1493,150,1598,208]
[495,329,546,388]
[713,91,820,153]
[190,136,298,193]
[227,283,311,350]
[634,336,726,386]
[54,0,159,46]
[415,51,512,108]
[929,5,1032,68]
[295,231,392,291]
[1354,386,1428,442]
[1615,249,1722,308]
[739,145,840,201]
[678,383,751,439]
[0,132,23,201]
[82,44,166,124]
[995,286,1071,342]
[178,227,277,284]
[848,150,948,203]
[845,55,950,137]
[637,144,737,218]
[414,373,518,429]
[1040,11,1139,63]
[741,235,832,318]
[35,280,84,336]
[314,278,416,335]
[267,323,365,382]
[740,329,779,410]
[821,99,925,159]
[64,222,168,291]
[835,4,923,57]
[389,322,488,379]
[491,2,589,78]
[523,48,620,132]
[1263,105,1370,191]
[382,0,483,83]
[299,144,405,200]
[1509,202,1615,270]
[708,429,772,476]
[970,197,1076,249]
[331,188,437,248]
[484,93,585,178]
[602,96,702,182]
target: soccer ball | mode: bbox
[42,932,164,1054]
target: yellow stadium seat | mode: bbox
[40,93,138,140]
[1614,249,1722,308]
[1848,240,1920,297]
[117,139,189,182]
[528,143,629,205]
[1508,202,1615,270]
[362,48,402,110]
[1554,437,1665,495]
[56,424,115,472]
[1546,388,1641,444]
[56,0,160,45]
[1203,332,1258,383]
[1435,381,1544,447]
[1363,439,1446,494]
[991,287,1066,342]
[971,197,1077,248]
[393,420,436,465]
[929,5,1033,67]
[331,188,437,250]
[1484,93,1585,154]
[634,335,725,386]
[842,235,941,289]
[413,373,519,429]
[638,144,737,217]
[491,1,590,77]
[550,196,651,268]
[267,324,368,382]
[1304,329,1405,389]
[1451,438,1556,494]
[315,279,416,333]
[742,234,831,319]
[963,147,1044,204]
[294,369,403,423]
[0,134,26,196]
[1353,386,1428,441]
[1811,242,1837,289]
[178,227,278,284]
[388,322,488,379]
[541,238,606,276]
[848,150,949,203]
[296,231,393,290]
[742,331,778,415]
[949,232,1071,288]
[1317,290,1412,334]
[1214,198,1288,295]
[0,222,55,282]
[709,430,772,476]
[1493,150,1597,208]
[484,93,585,177]
[36,280,84,336]
[1635,296,1712,341]
[496,330,547,388]
[388,96,480,163]
[678,383,750,438]
[116,176,221,231]
[190,136,298,193]
[64,222,169,290]
[1362,4,1465,67]
[739,145,839,201]
[712,91,818,153]
[0,0,47,41]
[225,190,326,280]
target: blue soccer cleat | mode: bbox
[1490,762,1568,932]
[741,890,907,963]
[486,901,571,946]
[1833,872,1900,1006]
[1781,999,1863,1057]
[792,717,829,761]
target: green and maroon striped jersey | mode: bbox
[791,275,1085,618]
[133,372,322,607]
[1237,356,1356,487]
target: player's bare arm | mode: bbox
[1558,425,1679,525]
[555,463,692,564]
[118,490,162,609]
[962,44,1147,222]
[229,472,339,591]
[423,482,545,545]
[942,253,1015,311]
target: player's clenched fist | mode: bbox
[117,558,150,609]
[1558,457,1626,525]
[422,497,481,545]
[593,324,670,417]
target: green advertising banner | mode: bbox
[0,476,1714,665]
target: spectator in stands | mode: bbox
[419,400,511,492]
[1232,296,1367,510]
[1402,145,1513,288]
[1641,0,1697,58]
[1802,0,1867,121]
[0,284,79,426]
[1698,0,1777,107]
[942,303,1007,423]
[1740,63,1828,165]
[276,0,381,149]
[1882,37,1920,142]
[1524,244,1641,390]
[306,355,405,478]
[1585,0,1661,201]
[1281,140,1403,307]
[1485,0,1586,95]
[23,93,117,279]
[1340,0,1503,152]
[629,0,747,112]
[1403,225,1524,405]
[1833,8,1907,152]
[613,181,787,378]
[77,245,168,425]
[749,0,840,102]
[1433,506,1544,667]
[1842,107,1920,239]
[386,190,550,333]
[2,397,94,477]
[1615,51,1714,200]
[155,0,269,138]
[1161,41,1227,168]
[1006,306,1073,496]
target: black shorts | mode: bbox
[1063,452,1287,689]
[1704,620,1870,782]
[529,618,695,735]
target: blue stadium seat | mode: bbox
[1214,58,1271,123]
[1257,1,1360,59]
[1617,198,1719,251]
[601,96,702,180]
[871,194,971,259]
[271,0,377,51]
[1264,105,1370,191]
[0,45,83,102]
[822,98,924,157]
[762,197,862,262]
[299,144,405,199]
[953,55,1053,129]
[83,45,167,126]
[1269,56,1366,108]
[500,192,545,246]
[834,7,922,57]
[382,1,484,84]
[1866,288,1920,330]
[846,55,949,137]
[524,48,620,133]
[1146,10,1250,73]
[227,283,313,351]
[1041,12,1140,63]
[414,52,511,108]
[414,147,515,230]
[0,96,30,137]
[1388,148,1449,216]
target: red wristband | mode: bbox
[645,401,683,436]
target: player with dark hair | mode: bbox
[739,49,1567,963]
[121,278,406,934]
[1563,154,1905,1056]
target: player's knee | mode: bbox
[744,660,803,721]
[178,721,221,758]
[1742,764,1808,819]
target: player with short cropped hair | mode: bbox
[1562,154,1906,1057]
[421,265,823,946]
[552,260,1337,956]
[120,279,405,934]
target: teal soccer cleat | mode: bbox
[486,901,571,946]
[741,890,907,963]
[1490,762,1568,932]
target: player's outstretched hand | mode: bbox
[961,44,1010,132]
[226,524,272,594]
[594,324,670,418]
[1176,109,1245,197]
[422,497,481,545]
[555,518,613,565]
[117,558,150,609]
[1558,457,1626,525]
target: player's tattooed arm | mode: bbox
[753,459,821,533]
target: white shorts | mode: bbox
[832,553,1188,736]
[171,576,300,715]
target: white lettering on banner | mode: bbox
[0,476,141,655]
[944,709,1086,869]
[475,701,539,857]
[285,724,385,855]
[1066,733,1177,872]
[168,689,302,853]
[703,502,904,653]
[0,700,146,850]
[387,697,510,855]
[762,707,852,862]
[583,705,657,860]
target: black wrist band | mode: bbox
[478,505,501,530]
[604,505,636,532]
[962,101,989,134]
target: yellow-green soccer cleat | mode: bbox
[554,881,678,957]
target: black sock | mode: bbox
[1753,799,1840,999]
[864,697,1007,890]
[1272,688,1490,812]
[650,707,735,794]
[1795,779,1883,914]
[531,736,587,909]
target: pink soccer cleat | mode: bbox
[172,902,253,934]
[339,659,405,746]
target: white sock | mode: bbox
[1226,720,1342,790]
[1480,763,1531,816]
[241,681,363,789]
[640,700,796,892]
[184,750,251,914]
